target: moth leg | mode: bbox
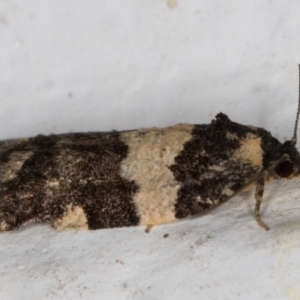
[255,177,270,231]
[145,225,153,233]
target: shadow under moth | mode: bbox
[1,71,300,232]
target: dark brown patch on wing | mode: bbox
[0,132,139,230]
[170,113,282,219]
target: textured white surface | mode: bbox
[1,1,300,299]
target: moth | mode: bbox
[1,72,300,232]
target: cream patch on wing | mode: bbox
[120,124,193,225]
[0,221,8,231]
[232,133,263,168]
[53,205,88,230]
[222,187,235,197]
[0,151,34,183]
[226,132,239,140]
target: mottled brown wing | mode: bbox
[169,113,280,219]
[0,132,139,231]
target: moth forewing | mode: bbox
[1,67,300,232]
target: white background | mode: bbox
[1,1,300,299]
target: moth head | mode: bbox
[271,147,299,180]
[270,65,300,180]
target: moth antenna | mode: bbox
[291,64,300,145]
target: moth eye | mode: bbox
[275,161,294,178]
